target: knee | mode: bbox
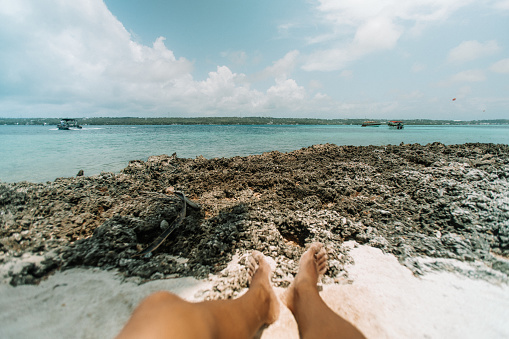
[138,291,182,310]
[131,291,189,324]
[145,291,180,303]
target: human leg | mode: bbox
[284,243,366,339]
[116,251,279,339]
[116,291,215,339]
[198,250,280,338]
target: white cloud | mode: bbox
[303,48,354,72]
[107,37,193,84]
[267,78,306,100]
[198,66,241,97]
[353,16,402,53]
[412,63,426,72]
[450,70,487,82]
[490,58,509,74]
[277,23,299,39]
[0,0,26,17]
[0,1,314,116]
[260,50,300,80]
[303,17,402,72]
[189,66,266,112]
[1,0,506,120]
[447,40,500,63]
[303,0,473,71]
[302,16,403,72]
[492,0,509,10]
[308,80,323,90]
[221,50,248,65]
[314,92,330,100]
[0,0,194,107]
[437,69,486,86]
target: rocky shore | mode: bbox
[1,143,508,294]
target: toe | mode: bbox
[308,242,323,254]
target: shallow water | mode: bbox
[1,124,508,183]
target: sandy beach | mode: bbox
[1,243,508,338]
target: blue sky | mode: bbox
[0,0,508,120]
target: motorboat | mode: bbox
[361,121,382,127]
[57,119,82,130]
[388,121,404,129]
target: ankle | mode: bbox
[285,279,317,313]
[250,281,278,324]
[296,279,319,296]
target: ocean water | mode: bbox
[1,124,508,183]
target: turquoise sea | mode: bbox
[1,124,508,183]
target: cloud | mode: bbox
[302,16,403,72]
[107,37,193,84]
[411,62,426,72]
[447,40,500,63]
[267,79,306,109]
[1,0,506,120]
[490,58,509,74]
[303,0,473,71]
[492,0,509,10]
[220,50,248,65]
[198,66,242,97]
[353,16,402,53]
[437,69,486,86]
[190,66,311,113]
[277,23,298,39]
[314,92,329,100]
[267,78,306,100]
[450,70,486,82]
[308,80,323,90]
[303,49,354,72]
[180,66,264,113]
[0,1,313,116]
[260,50,300,80]
[0,0,194,108]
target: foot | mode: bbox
[283,243,328,313]
[247,251,280,324]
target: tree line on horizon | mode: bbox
[1,117,508,126]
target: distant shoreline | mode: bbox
[1,117,508,126]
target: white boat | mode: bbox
[57,119,82,130]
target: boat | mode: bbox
[361,121,381,127]
[57,119,82,130]
[388,121,404,129]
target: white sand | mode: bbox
[1,244,508,339]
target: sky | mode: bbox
[0,0,508,120]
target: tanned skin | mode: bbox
[283,243,366,339]
[117,243,365,339]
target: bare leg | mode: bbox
[284,243,366,339]
[116,251,279,339]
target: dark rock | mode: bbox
[1,143,508,285]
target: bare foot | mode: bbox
[283,243,328,313]
[247,251,280,324]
